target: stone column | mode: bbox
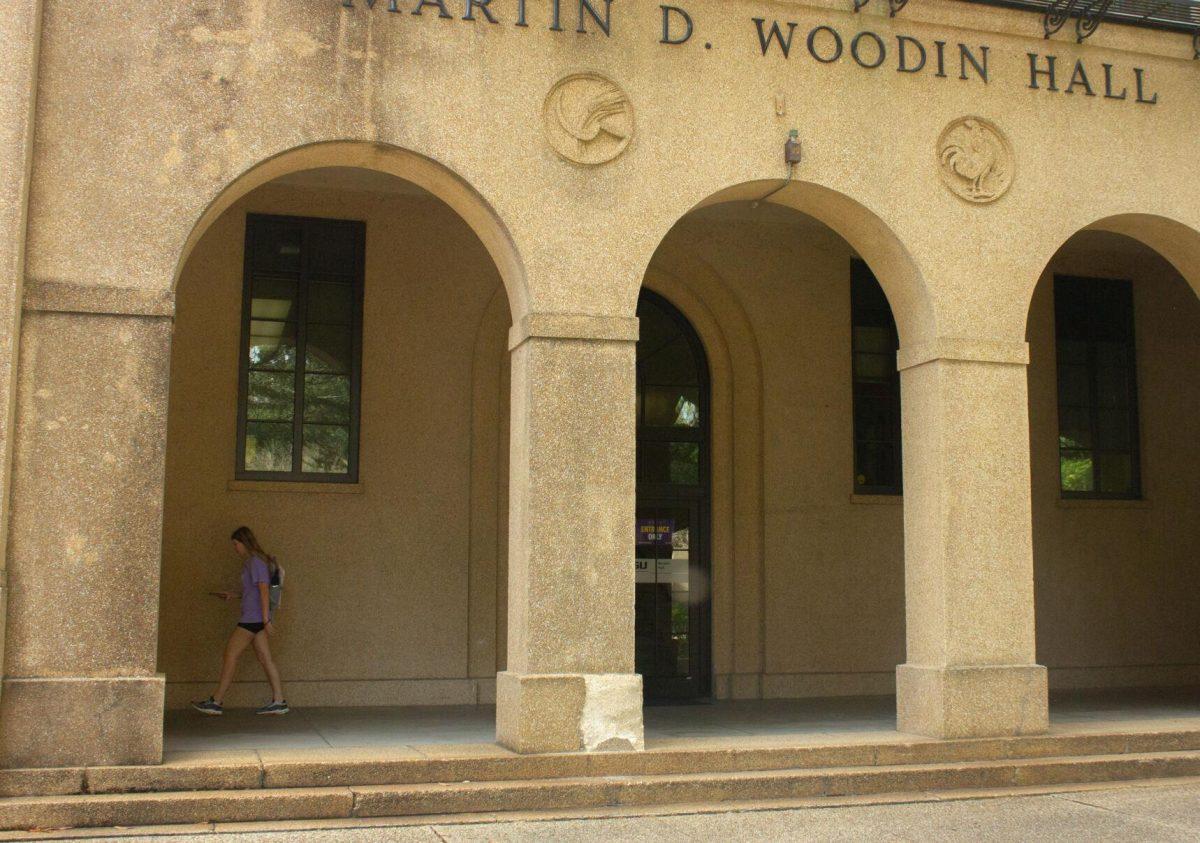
[895,339,1049,739]
[0,282,172,768]
[497,313,645,753]
[0,0,44,714]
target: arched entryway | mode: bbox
[1025,221,1200,706]
[635,291,711,701]
[635,193,916,708]
[159,158,516,720]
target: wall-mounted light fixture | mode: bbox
[785,129,803,165]
[752,130,802,208]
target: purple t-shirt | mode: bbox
[240,556,271,624]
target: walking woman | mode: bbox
[192,526,289,715]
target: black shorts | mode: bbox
[237,622,265,634]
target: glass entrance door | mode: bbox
[636,501,708,700]
[635,291,711,701]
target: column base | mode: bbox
[0,675,164,768]
[896,663,1048,739]
[496,671,644,754]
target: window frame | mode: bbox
[235,213,366,484]
[1053,274,1143,501]
[850,259,903,496]
[635,290,711,500]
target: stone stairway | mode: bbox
[3,729,1200,831]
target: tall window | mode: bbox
[237,214,364,482]
[1054,276,1141,498]
[851,260,902,494]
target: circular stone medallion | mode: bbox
[543,73,634,166]
[936,116,1014,204]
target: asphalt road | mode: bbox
[15,780,1200,842]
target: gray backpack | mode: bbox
[269,563,285,618]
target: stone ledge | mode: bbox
[1056,497,1152,509]
[225,479,364,494]
[0,766,82,798]
[849,494,903,506]
[898,338,1030,371]
[86,750,262,795]
[508,313,639,350]
[4,726,1200,799]
[23,279,175,317]
[5,750,1200,830]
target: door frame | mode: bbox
[635,289,713,703]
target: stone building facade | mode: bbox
[0,0,1197,768]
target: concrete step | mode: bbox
[253,734,1200,792]
[3,750,1200,831]
[5,728,1200,799]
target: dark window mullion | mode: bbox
[236,220,256,477]
[1082,333,1096,492]
[1124,291,1142,498]
[347,225,364,483]
[293,223,310,477]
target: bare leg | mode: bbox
[213,627,255,704]
[252,631,285,702]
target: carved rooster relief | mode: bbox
[936,117,1014,204]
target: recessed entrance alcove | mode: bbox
[636,196,910,707]
[1026,223,1200,706]
[160,163,514,713]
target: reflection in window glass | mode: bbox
[239,215,363,481]
[245,421,293,472]
[1060,451,1094,492]
[634,507,693,680]
[637,441,700,486]
[247,371,295,421]
[303,425,351,474]
[643,387,700,428]
[249,321,297,370]
[251,275,297,314]
[305,324,353,373]
[1054,276,1140,498]
[303,374,352,424]
[636,292,707,490]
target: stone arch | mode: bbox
[1024,212,1200,695]
[159,142,519,711]
[634,180,934,346]
[1024,213,1200,323]
[1079,214,1200,301]
[173,140,530,319]
[637,197,913,700]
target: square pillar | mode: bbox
[497,313,644,753]
[1,286,173,767]
[896,339,1048,739]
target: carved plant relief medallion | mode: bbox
[543,73,634,166]
[936,117,1014,204]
